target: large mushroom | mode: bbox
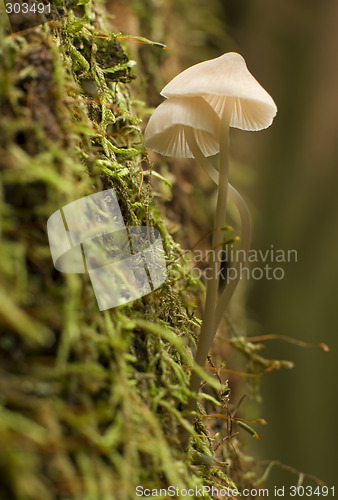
[160,53,277,387]
[161,52,277,131]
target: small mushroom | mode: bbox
[144,95,221,158]
[144,94,252,387]
[160,53,277,382]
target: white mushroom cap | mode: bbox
[144,96,220,158]
[161,52,277,131]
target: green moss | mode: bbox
[0,1,294,498]
[0,4,223,500]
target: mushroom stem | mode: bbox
[185,126,251,391]
[213,186,251,332]
[184,132,225,376]
[194,101,234,363]
[194,110,230,365]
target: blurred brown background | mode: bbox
[108,0,338,488]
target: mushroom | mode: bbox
[144,94,252,385]
[144,95,221,159]
[161,52,277,131]
[160,53,277,388]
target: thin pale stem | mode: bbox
[185,102,231,381]
[185,125,251,396]
[184,140,226,402]
[213,187,251,331]
[190,137,251,332]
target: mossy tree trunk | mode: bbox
[0,1,280,498]
[0,2,231,499]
